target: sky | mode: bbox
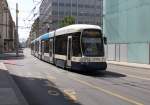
[7,0,41,42]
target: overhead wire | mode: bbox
[23,0,43,30]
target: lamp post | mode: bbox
[16,3,19,56]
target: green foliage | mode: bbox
[59,16,75,27]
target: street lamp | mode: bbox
[16,3,19,56]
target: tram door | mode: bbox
[67,36,72,67]
[49,38,53,63]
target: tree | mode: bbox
[59,16,75,27]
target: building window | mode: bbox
[66,3,71,7]
[52,11,58,15]
[59,3,64,7]
[52,2,57,6]
[72,4,77,7]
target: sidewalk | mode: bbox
[0,52,24,60]
[107,61,150,70]
[0,62,28,105]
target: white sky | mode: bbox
[7,0,41,42]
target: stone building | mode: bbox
[0,0,15,53]
[29,17,40,42]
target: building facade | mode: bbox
[29,17,40,42]
[0,0,15,53]
[0,0,4,53]
[39,0,103,35]
[104,0,150,64]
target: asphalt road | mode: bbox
[5,48,150,105]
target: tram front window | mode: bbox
[82,29,104,57]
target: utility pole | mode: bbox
[16,3,19,56]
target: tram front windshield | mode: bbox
[82,29,104,57]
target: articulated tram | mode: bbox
[31,24,107,71]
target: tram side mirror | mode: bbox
[103,37,107,44]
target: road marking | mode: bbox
[4,60,24,66]
[64,89,77,102]
[70,77,143,105]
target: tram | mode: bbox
[31,24,107,71]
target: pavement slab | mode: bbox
[0,62,28,105]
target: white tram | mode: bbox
[31,24,107,71]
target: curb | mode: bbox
[107,61,150,70]
[0,62,29,105]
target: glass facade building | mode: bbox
[39,0,103,34]
[104,0,150,64]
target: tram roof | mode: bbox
[55,24,101,36]
[40,31,54,40]
[49,31,55,37]
[31,39,36,43]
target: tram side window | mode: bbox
[49,40,52,50]
[42,41,44,53]
[55,35,67,55]
[35,43,37,51]
[72,33,81,57]
[36,41,39,52]
[35,43,36,51]
[31,44,33,50]
[44,40,49,53]
[49,39,53,56]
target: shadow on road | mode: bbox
[69,70,126,78]
[11,74,82,105]
[33,58,126,79]
[42,61,127,79]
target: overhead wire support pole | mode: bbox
[16,3,19,56]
